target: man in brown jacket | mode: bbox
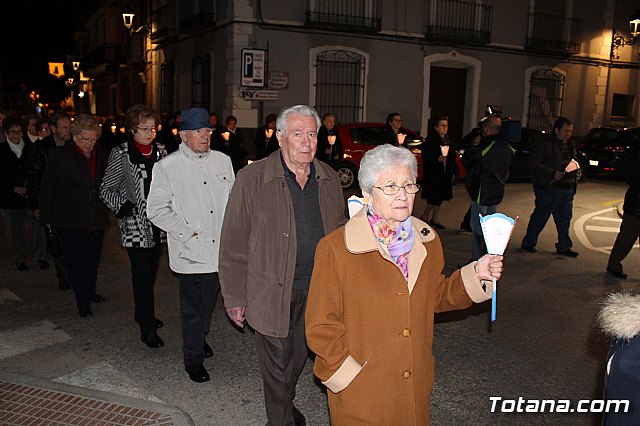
[219,105,346,425]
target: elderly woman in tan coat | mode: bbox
[305,144,504,425]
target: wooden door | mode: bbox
[429,66,467,145]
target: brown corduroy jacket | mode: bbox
[305,209,492,425]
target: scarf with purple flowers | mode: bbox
[366,206,415,282]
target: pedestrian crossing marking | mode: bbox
[585,225,621,233]
[0,320,71,359]
[0,288,22,303]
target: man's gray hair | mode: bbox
[358,145,417,192]
[276,105,321,136]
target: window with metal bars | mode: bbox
[314,50,365,123]
[192,52,211,110]
[161,61,175,115]
[526,69,565,132]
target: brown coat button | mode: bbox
[402,328,411,337]
[403,371,411,379]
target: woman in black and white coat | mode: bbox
[100,105,168,348]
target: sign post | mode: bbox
[241,49,266,87]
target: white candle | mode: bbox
[222,132,230,141]
[265,129,274,139]
[397,133,406,145]
[327,135,336,145]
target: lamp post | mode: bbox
[611,9,640,59]
[121,11,153,105]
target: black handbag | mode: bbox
[46,227,64,258]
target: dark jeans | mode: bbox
[178,272,219,366]
[59,230,104,312]
[522,186,575,251]
[470,202,497,261]
[607,212,640,274]
[255,288,308,426]
[126,246,161,335]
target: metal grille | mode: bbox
[527,69,565,132]
[160,61,175,115]
[425,0,493,45]
[191,52,211,110]
[314,50,365,123]
[526,13,583,54]
[306,0,381,32]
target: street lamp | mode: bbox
[72,61,80,72]
[122,12,151,35]
[611,9,640,59]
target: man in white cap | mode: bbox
[147,107,235,382]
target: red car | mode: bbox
[333,122,465,189]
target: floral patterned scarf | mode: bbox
[366,206,415,282]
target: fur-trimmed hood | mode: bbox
[598,293,640,340]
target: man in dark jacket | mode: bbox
[27,111,71,289]
[521,117,580,257]
[606,145,640,278]
[462,115,515,260]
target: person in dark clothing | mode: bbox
[253,113,279,160]
[28,111,71,289]
[315,112,343,166]
[0,116,46,271]
[157,111,181,153]
[521,117,580,257]
[606,145,640,279]
[211,115,247,173]
[100,105,168,348]
[419,115,457,229]
[381,112,408,147]
[462,115,515,260]
[40,114,109,318]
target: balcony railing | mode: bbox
[425,0,492,45]
[151,2,176,43]
[81,44,123,69]
[306,0,381,33]
[526,13,583,54]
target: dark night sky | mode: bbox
[1,1,95,107]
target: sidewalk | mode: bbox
[0,373,193,426]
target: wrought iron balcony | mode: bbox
[526,13,583,54]
[306,0,381,33]
[424,0,492,45]
[151,2,176,43]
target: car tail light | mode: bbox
[604,145,625,152]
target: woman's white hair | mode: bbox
[358,144,417,192]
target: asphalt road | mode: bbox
[1,178,638,425]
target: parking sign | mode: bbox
[241,49,266,87]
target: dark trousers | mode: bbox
[522,186,575,251]
[59,230,104,312]
[470,202,497,260]
[126,246,161,335]
[1,208,47,263]
[608,212,640,274]
[178,272,219,366]
[255,288,308,426]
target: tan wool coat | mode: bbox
[305,208,492,425]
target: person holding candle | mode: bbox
[315,112,343,166]
[521,117,580,257]
[381,112,407,147]
[420,115,457,229]
[253,113,279,160]
[305,144,503,425]
[211,115,247,173]
[100,105,168,348]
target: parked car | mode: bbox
[333,122,465,189]
[458,126,587,181]
[578,127,640,178]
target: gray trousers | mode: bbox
[255,288,308,426]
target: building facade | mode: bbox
[78,0,640,141]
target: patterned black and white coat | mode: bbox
[100,139,168,248]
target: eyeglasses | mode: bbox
[373,183,420,195]
[78,136,98,144]
[136,126,156,133]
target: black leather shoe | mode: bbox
[292,406,306,425]
[556,248,579,258]
[606,267,627,279]
[16,262,28,271]
[38,260,49,270]
[58,280,71,291]
[141,332,165,348]
[521,244,537,253]
[79,308,93,318]
[185,364,210,383]
[90,293,106,303]
[203,341,213,358]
